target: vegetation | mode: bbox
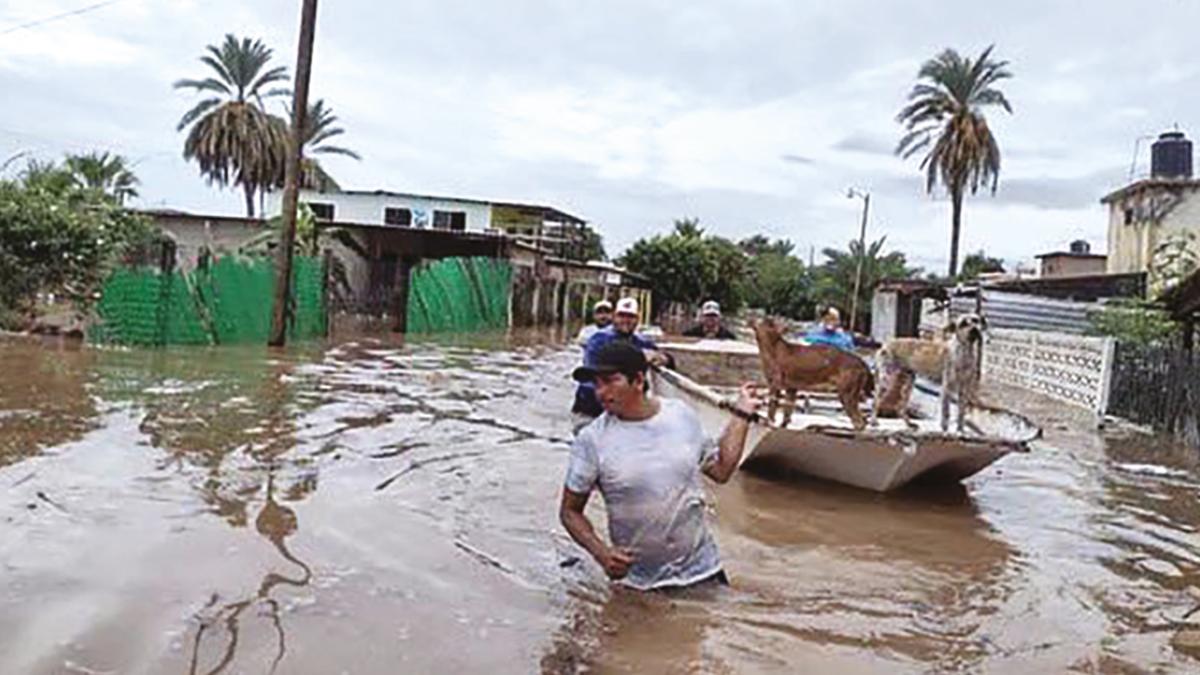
[175,35,360,214]
[0,157,155,328]
[897,45,1013,277]
[813,236,921,331]
[289,99,362,192]
[958,250,1006,281]
[1148,232,1199,293]
[1088,299,1179,346]
[620,217,921,327]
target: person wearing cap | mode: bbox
[805,306,855,351]
[575,299,614,347]
[572,297,668,428]
[682,300,737,340]
[561,340,762,590]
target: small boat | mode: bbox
[653,340,1041,492]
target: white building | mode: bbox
[265,189,496,233]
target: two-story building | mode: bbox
[1103,130,1200,284]
[264,188,590,260]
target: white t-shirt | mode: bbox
[565,398,722,590]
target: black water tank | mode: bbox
[1151,130,1193,179]
[1069,239,1090,254]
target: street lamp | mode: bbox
[846,187,870,333]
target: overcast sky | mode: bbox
[3,0,1199,272]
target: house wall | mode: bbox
[265,191,494,232]
[1039,256,1107,278]
[154,216,268,270]
[1107,186,1200,275]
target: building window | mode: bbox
[384,207,412,227]
[307,202,335,221]
[1124,207,1134,225]
[433,210,467,231]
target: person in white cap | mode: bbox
[575,299,614,348]
[572,296,668,429]
[682,300,736,340]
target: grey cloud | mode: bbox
[833,132,896,156]
[780,153,814,165]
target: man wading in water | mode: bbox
[560,341,761,590]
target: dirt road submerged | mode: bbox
[1,332,1198,673]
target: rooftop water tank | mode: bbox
[1069,239,1090,254]
[1151,130,1193,179]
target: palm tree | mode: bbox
[64,151,140,204]
[815,236,918,330]
[896,45,1012,277]
[174,34,290,217]
[292,99,361,192]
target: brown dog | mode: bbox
[751,317,874,430]
[872,313,986,432]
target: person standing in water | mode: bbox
[571,297,667,431]
[682,300,737,340]
[560,340,761,589]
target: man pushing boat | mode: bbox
[560,340,762,590]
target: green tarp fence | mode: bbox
[91,255,326,346]
[406,257,512,334]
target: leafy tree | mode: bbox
[959,250,1005,281]
[743,251,813,318]
[621,232,717,315]
[174,34,290,217]
[580,227,606,261]
[738,234,795,258]
[64,151,140,204]
[704,236,748,311]
[673,217,704,239]
[897,45,1013,277]
[0,167,155,326]
[1088,298,1179,346]
[813,236,920,331]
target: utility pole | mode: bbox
[269,0,319,347]
[846,188,870,334]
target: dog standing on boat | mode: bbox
[872,313,986,432]
[751,317,874,430]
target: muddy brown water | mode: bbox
[1,330,1199,674]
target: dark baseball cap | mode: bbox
[572,340,648,383]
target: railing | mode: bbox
[1107,342,1200,447]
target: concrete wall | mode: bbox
[1107,186,1200,275]
[1039,255,1107,278]
[265,191,494,232]
[154,215,268,270]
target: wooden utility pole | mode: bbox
[269,0,319,347]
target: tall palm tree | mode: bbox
[896,45,1012,277]
[174,34,290,217]
[64,151,140,204]
[271,99,361,192]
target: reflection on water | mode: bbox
[0,332,1199,673]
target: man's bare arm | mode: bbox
[704,383,761,484]
[559,488,633,579]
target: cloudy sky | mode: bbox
[3,0,1199,272]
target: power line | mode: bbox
[0,0,123,37]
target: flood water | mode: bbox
[2,330,1199,674]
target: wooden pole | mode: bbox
[269,0,319,346]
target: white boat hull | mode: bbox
[651,366,1039,492]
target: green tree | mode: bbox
[174,34,290,217]
[580,227,606,261]
[621,232,717,315]
[958,250,1005,281]
[1088,299,1179,346]
[0,168,155,326]
[1149,232,1199,293]
[813,236,920,331]
[704,236,748,311]
[896,45,1013,277]
[64,151,140,204]
[673,217,704,239]
[744,251,813,318]
[738,234,795,258]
